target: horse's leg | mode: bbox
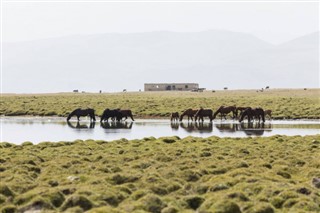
[77,116,80,121]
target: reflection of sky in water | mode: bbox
[1,117,319,144]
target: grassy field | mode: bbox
[0,135,319,213]
[1,89,320,119]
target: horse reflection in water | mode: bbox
[67,121,95,129]
[178,122,213,133]
[240,122,271,136]
[215,123,271,136]
[215,123,240,133]
[100,122,133,129]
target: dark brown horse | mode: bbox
[171,112,179,122]
[239,107,265,123]
[236,107,251,118]
[119,109,135,121]
[195,108,213,122]
[213,106,237,120]
[67,108,96,122]
[179,109,198,122]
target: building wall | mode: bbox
[144,83,199,91]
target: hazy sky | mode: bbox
[2,1,319,44]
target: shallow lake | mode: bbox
[1,117,319,144]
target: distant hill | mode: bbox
[2,30,318,93]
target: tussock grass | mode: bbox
[0,135,319,212]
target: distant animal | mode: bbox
[119,109,135,121]
[67,108,96,122]
[171,112,179,122]
[195,108,213,122]
[213,106,237,120]
[239,107,265,123]
[224,87,228,90]
[179,109,198,122]
[100,108,122,122]
[264,110,272,120]
[265,86,270,89]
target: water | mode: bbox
[1,117,319,144]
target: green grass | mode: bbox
[1,89,320,119]
[0,135,319,212]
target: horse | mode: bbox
[179,109,198,122]
[195,108,213,122]
[236,107,251,118]
[100,108,122,122]
[264,110,272,120]
[67,108,96,122]
[170,112,179,122]
[213,106,237,120]
[239,107,265,123]
[119,109,135,121]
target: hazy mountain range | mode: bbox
[2,30,319,93]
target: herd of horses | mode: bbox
[171,106,272,123]
[66,108,134,123]
[66,106,272,123]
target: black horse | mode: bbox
[67,108,96,122]
[239,107,265,123]
[100,108,122,122]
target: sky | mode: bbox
[2,1,319,44]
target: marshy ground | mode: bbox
[1,135,319,212]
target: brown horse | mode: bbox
[179,109,198,122]
[213,106,237,120]
[171,112,179,122]
[67,108,96,122]
[239,107,265,123]
[195,108,213,122]
[264,110,272,120]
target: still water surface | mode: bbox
[1,117,319,144]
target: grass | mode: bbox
[1,89,320,119]
[0,135,319,212]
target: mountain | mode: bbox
[2,30,318,93]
